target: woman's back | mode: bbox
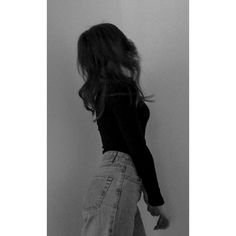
[96,83,150,155]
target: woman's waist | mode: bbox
[97,150,141,183]
[102,150,133,166]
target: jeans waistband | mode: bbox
[102,150,134,167]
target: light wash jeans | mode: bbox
[81,150,147,236]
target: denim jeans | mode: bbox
[81,150,147,236]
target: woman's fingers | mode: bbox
[154,215,170,230]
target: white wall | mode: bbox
[48,0,188,235]
[48,1,123,235]
[119,1,189,235]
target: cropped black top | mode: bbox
[95,82,165,206]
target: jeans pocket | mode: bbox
[82,175,114,212]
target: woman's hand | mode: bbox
[147,205,169,230]
[142,185,170,230]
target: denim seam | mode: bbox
[82,176,114,212]
[108,166,126,236]
[124,175,142,185]
[111,151,119,163]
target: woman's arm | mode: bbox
[107,88,165,206]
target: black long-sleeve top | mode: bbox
[95,82,165,206]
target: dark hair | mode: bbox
[77,22,155,122]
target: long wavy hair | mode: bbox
[77,23,155,122]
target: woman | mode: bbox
[77,23,169,236]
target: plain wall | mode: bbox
[48,0,188,236]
